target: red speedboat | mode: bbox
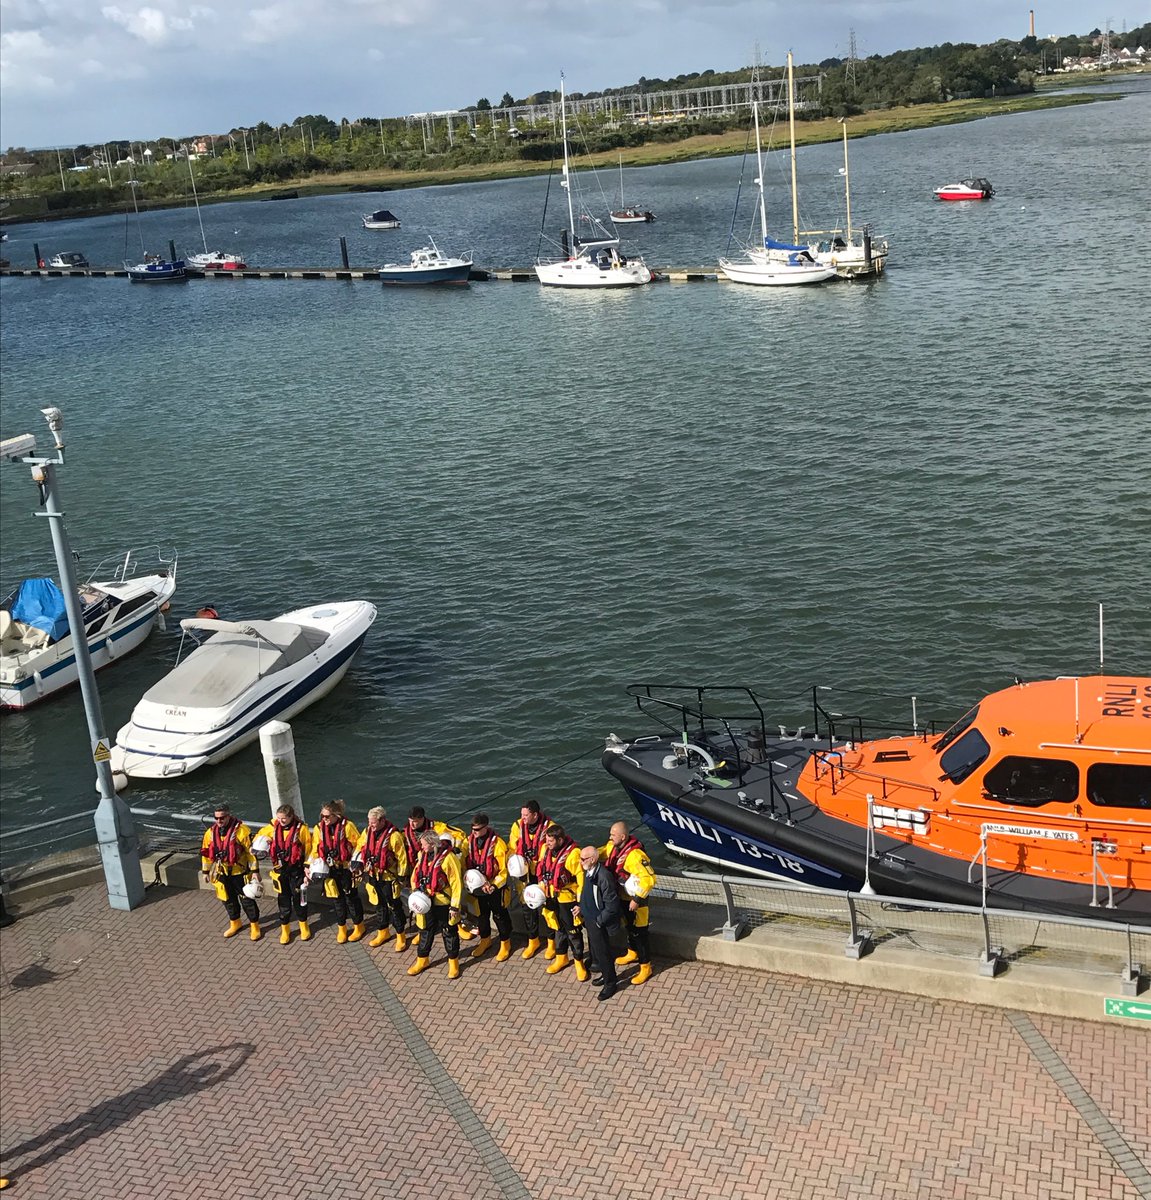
[933,178,995,201]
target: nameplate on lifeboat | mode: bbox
[983,823,1079,841]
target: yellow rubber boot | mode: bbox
[368,928,392,948]
[394,932,409,952]
[447,958,460,979]
[299,920,312,941]
[347,922,366,943]
[574,958,589,982]
[544,938,557,961]
[279,924,292,945]
[615,948,639,966]
[224,918,243,938]
[407,955,430,976]
[249,922,263,941]
[545,953,569,975]
[336,924,348,944]
[495,939,512,963]
[521,937,541,960]
[470,937,492,960]
[458,925,477,941]
[631,962,653,986]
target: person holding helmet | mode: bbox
[574,845,624,1001]
[254,803,312,944]
[201,804,262,940]
[507,800,554,959]
[603,820,657,986]
[353,806,409,951]
[464,812,512,962]
[312,800,364,943]
[538,824,588,981]
[407,829,464,978]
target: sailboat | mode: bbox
[610,156,656,224]
[184,155,247,272]
[803,119,889,279]
[534,77,653,288]
[717,77,834,287]
[124,182,186,283]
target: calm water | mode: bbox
[2,82,1149,856]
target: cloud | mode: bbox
[101,4,212,44]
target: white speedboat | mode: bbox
[362,209,401,230]
[187,250,247,271]
[110,600,376,778]
[379,239,472,285]
[1,548,177,710]
[47,251,90,269]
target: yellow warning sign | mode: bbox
[93,740,111,763]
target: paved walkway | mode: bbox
[1,884,1148,1200]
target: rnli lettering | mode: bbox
[653,803,806,874]
[1100,681,1151,718]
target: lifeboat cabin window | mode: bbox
[1087,763,1151,810]
[938,727,990,784]
[982,755,1078,807]
[933,705,980,753]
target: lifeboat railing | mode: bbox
[812,752,941,804]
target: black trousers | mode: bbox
[329,866,364,925]
[519,879,544,938]
[220,872,259,923]
[625,905,651,964]
[417,903,460,959]
[548,900,585,959]
[275,866,308,922]
[585,919,619,987]
[367,875,407,933]
[475,888,512,940]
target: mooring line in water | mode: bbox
[1006,1010,1151,1198]
[351,945,532,1200]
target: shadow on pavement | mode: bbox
[0,1042,256,1181]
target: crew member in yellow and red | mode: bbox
[538,823,588,981]
[407,829,465,979]
[201,804,262,940]
[603,820,657,985]
[353,805,409,951]
[254,803,312,944]
[507,800,554,959]
[312,799,364,944]
[464,812,512,962]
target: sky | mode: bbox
[0,0,1140,150]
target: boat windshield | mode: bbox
[932,704,979,753]
[938,727,991,785]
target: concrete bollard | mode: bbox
[260,720,303,822]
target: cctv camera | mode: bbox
[1,433,37,462]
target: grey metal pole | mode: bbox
[34,458,145,910]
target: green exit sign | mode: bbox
[1104,997,1151,1021]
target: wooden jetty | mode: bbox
[0,266,722,282]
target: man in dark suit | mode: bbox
[574,845,623,1001]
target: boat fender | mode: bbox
[38,259,45,269]
[33,670,44,695]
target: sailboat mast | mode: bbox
[186,154,208,252]
[753,102,768,247]
[841,119,853,239]
[787,51,799,245]
[559,77,577,255]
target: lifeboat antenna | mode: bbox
[1098,602,1105,673]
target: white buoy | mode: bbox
[259,720,303,821]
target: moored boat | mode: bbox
[379,239,472,285]
[610,206,656,224]
[47,251,90,269]
[111,599,376,778]
[126,254,187,282]
[603,674,1151,923]
[187,250,247,271]
[362,209,401,230]
[933,178,995,201]
[1,548,177,710]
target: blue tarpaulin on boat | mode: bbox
[764,237,808,252]
[10,578,69,642]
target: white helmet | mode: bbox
[464,869,487,893]
[308,857,329,878]
[624,873,645,898]
[507,854,528,879]
[242,878,264,900]
[522,884,546,910]
[408,889,432,915]
[251,835,271,858]
[350,856,364,872]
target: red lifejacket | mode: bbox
[319,818,352,864]
[364,821,398,873]
[403,821,430,868]
[540,839,577,895]
[468,830,499,879]
[208,820,243,866]
[415,848,451,898]
[516,816,550,865]
[273,821,305,869]
[605,836,644,884]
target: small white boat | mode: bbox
[379,239,472,285]
[933,178,994,202]
[47,251,90,269]
[610,156,656,224]
[111,600,376,778]
[362,209,401,230]
[187,250,247,271]
[0,548,177,710]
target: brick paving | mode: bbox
[1,883,1148,1200]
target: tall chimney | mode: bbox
[1029,8,1035,37]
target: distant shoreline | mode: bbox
[0,89,1124,229]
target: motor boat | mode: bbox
[1,548,177,710]
[611,207,656,224]
[379,239,472,285]
[362,209,401,230]
[47,251,90,269]
[933,178,995,201]
[603,673,1151,924]
[111,600,376,778]
[126,254,187,282]
[187,250,247,271]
